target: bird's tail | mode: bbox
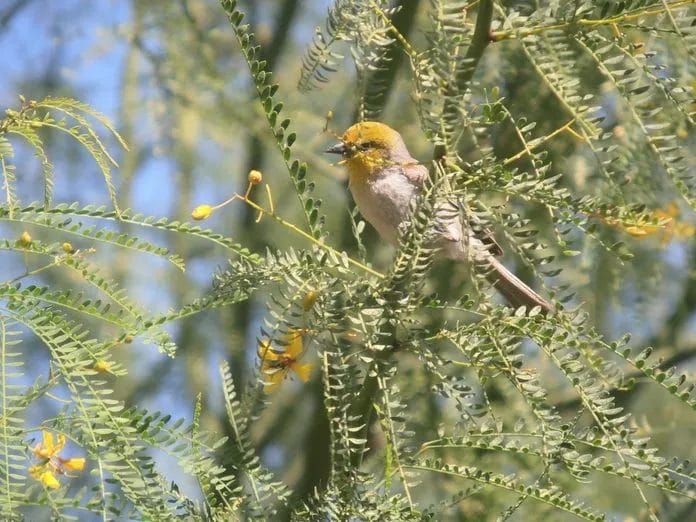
[485,257,554,315]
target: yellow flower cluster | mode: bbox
[601,203,695,244]
[258,328,313,392]
[29,431,85,489]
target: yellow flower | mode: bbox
[599,203,694,244]
[29,466,60,489]
[32,431,65,459]
[191,204,213,220]
[248,169,263,185]
[258,329,313,392]
[29,430,86,488]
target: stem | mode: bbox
[349,361,380,468]
[503,119,577,166]
[1,258,63,286]
[434,0,494,159]
[232,193,385,279]
[491,0,694,41]
[454,0,494,96]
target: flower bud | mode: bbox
[123,335,134,344]
[93,360,112,373]
[191,204,213,221]
[62,242,74,254]
[248,170,263,185]
[18,231,32,246]
[302,290,319,311]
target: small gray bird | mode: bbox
[326,121,554,314]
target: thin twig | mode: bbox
[229,191,385,279]
[491,0,695,41]
[503,119,578,166]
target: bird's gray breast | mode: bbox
[349,165,420,245]
[349,163,495,262]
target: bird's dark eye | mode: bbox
[357,140,379,151]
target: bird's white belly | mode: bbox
[349,172,418,245]
[350,174,490,262]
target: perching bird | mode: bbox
[326,121,554,314]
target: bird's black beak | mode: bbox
[325,142,347,155]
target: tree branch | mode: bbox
[435,0,494,159]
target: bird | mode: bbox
[325,121,554,314]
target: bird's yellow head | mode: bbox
[326,121,410,181]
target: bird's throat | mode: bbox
[345,151,385,185]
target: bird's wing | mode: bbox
[434,198,503,256]
[402,163,429,186]
[468,214,503,256]
[402,162,503,256]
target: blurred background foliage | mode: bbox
[1,0,695,520]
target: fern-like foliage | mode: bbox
[298,0,397,92]
[0,97,127,215]
[298,0,400,120]
[1,0,695,520]
[290,1,696,519]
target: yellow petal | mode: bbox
[55,433,66,454]
[258,341,281,362]
[61,458,85,472]
[662,203,679,218]
[33,444,50,459]
[39,470,60,489]
[675,223,695,239]
[39,430,61,457]
[29,465,44,479]
[284,329,304,358]
[624,226,652,237]
[292,362,313,383]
